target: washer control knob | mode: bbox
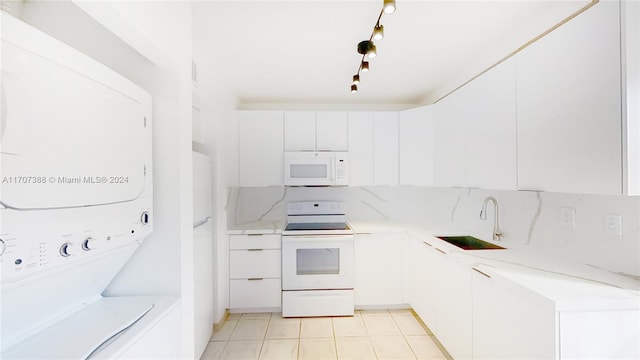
[0,239,5,256]
[59,242,75,257]
[81,237,96,251]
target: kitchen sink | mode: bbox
[437,236,505,250]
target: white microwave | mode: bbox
[284,151,348,186]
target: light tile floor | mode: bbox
[201,309,448,360]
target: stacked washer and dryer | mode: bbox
[0,13,178,359]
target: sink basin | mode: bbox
[437,236,505,250]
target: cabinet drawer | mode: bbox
[230,278,282,309]
[229,234,281,250]
[230,249,281,279]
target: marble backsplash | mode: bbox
[227,186,640,277]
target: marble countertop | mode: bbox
[225,220,285,235]
[224,219,640,311]
[401,224,640,312]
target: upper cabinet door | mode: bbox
[399,105,436,186]
[238,111,284,187]
[434,90,466,188]
[373,112,399,186]
[516,1,622,194]
[284,111,316,151]
[348,112,374,186]
[464,58,517,191]
[316,111,348,151]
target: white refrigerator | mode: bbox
[193,151,214,358]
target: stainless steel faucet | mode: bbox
[480,196,503,241]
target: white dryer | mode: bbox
[0,12,174,359]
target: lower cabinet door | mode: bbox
[434,252,473,360]
[229,278,281,310]
[472,269,556,360]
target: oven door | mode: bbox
[281,235,354,290]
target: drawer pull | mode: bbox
[247,234,263,236]
[472,268,491,278]
[247,249,264,252]
[247,278,264,281]
[435,248,446,254]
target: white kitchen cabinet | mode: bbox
[516,1,623,194]
[228,234,281,312]
[434,92,466,188]
[229,279,282,310]
[229,250,281,279]
[354,233,406,306]
[399,106,436,186]
[407,237,438,331]
[433,58,516,190]
[472,267,556,360]
[284,111,348,151]
[472,266,640,360]
[316,111,348,151]
[284,111,316,151]
[347,112,374,186]
[407,236,472,359]
[464,58,517,190]
[238,111,284,187]
[373,112,399,186]
[433,248,472,360]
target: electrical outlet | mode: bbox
[604,214,622,237]
[560,207,575,229]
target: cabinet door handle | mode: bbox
[248,249,264,252]
[247,278,264,281]
[423,242,433,247]
[435,248,446,254]
[472,268,491,278]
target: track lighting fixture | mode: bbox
[350,0,396,93]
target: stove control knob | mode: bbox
[0,238,5,256]
[59,242,75,257]
[82,237,96,251]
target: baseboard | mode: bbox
[410,309,454,360]
[213,309,230,333]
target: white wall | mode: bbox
[228,186,640,278]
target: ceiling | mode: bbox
[193,1,591,110]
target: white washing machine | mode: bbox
[0,12,177,359]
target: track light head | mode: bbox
[352,74,360,85]
[373,24,384,41]
[367,43,377,58]
[361,61,369,72]
[383,0,396,14]
[351,84,358,93]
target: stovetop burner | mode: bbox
[284,222,351,232]
[282,201,354,236]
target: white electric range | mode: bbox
[281,201,355,317]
